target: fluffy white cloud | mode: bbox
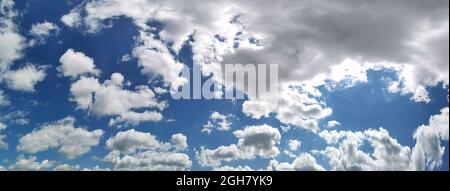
[0,90,10,107]
[197,124,281,167]
[268,153,325,171]
[202,111,234,134]
[64,0,448,106]
[105,150,192,171]
[411,107,449,170]
[70,73,165,127]
[213,165,254,171]
[106,129,166,154]
[29,21,60,46]
[0,0,24,73]
[243,85,332,132]
[69,76,101,110]
[1,65,46,92]
[317,108,449,171]
[58,49,100,78]
[17,117,104,159]
[234,124,282,158]
[0,122,7,150]
[318,128,413,171]
[171,133,188,151]
[0,135,7,150]
[105,130,192,171]
[132,31,188,92]
[288,140,301,151]
[196,144,243,167]
[53,164,81,171]
[326,121,341,129]
[61,8,82,27]
[9,156,54,171]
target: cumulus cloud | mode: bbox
[70,73,165,127]
[197,124,281,167]
[1,65,47,92]
[9,156,54,171]
[288,140,301,151]
[0,90,10,107]
[202,111,234,134]
[411,107,449,170]
[316,107,450,171]
[64,0,448,106]
[243,85,332,132]
[171,133,188,151]
[106,129,167,154]
[326,121,341,129]
[213,165,254,171]
[29,21,60,46]
[105,129,191,171]
[17,117,104,159]
[268,153,325,171]
[234,125,282,158]
[53,164,81,171]
[317,128,413,171]
[0,0,24,73]
[58,49,100,79]
[0,122,7,150]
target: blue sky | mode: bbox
[0,0,448,171]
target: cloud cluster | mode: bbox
[105,129,191,171]
[59,50,166,127]
[28,21,60,46]
[69,73,165,127]
[1,1,47,93]
[243,84,332,132]
[0,122,7,150]
[316,108,449,171]
[17,117,104,159]
[197,124,281,167]
[202,111,234,134]
[58,49,100,78]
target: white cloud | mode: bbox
[9,156,54,171]
[17,117,104,159]
[1,65,47,92]
[132,31,188,92]
[288,140,301,151]
[196,144,242,167]
[0,122,7,150]
[54,164,81,171]
[0,135,7,150]
[106,129,166,154]
[58,49,100,78]
[105,150,192,171]
[326,121,341,129]
[202,111,234,134]
[234,124,282,158]
[411,107,449,170]
[243,85,332,132]
[70,73,166,127]
[197,124,281,167]
[171,133,188,151]
[213,165,254,171]
[318,128,413,171]
[0,90,10,107]
[29,21,60,46]
[65,0,449,106]
[69,76,101,110]
[0,0,24,73]
[61,8,82,28]
[268,153,325,171]
[105,129,192,171]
